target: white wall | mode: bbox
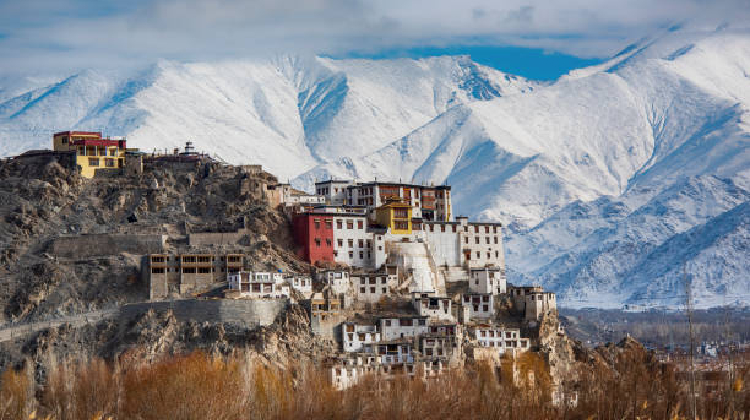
[342,324,381,352]
[332,215,373,267]
[461,294,494,320]
[379,317,429,341]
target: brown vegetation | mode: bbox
[0,346,748,420]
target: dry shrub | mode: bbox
[17,348,750,420]
[0,366,30,420]
[40,358,118,420]
[120,352,247,420]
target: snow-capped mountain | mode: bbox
[1,22,748,309]
[0,56,534,180]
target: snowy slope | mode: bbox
[0,56,533,180]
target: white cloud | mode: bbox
[0,0,748,77]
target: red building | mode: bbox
[292,212,334,265]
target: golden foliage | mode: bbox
[0,348,748,419]
[0,366,29,420]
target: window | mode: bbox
[151,267,164,273]
[88,158,99,166]
[347,220,354,229]
[385,320,391,326]
[359,251,364,260]
[358,239,364,248]
[495,251,499,258]
[476,251,480,259]
[337,239,343,247]
[494,237,499,244]
[325,219,332,228]
[360,287,365,293]
[465,237,468,244]
[418,319,426,326]
[315,238,321,247]
[370,287,375,293]
[358,220,364,229]
[429,224,434,232]
[475,237,480,244]
[314,220,321,229]
[474,226,479,233]
[486,237,490,244]
[105,158,115,168]
[440,224,445,232]
[452,225,456,233]
[382,288,387,293]
[348,251,353,259]
[485,226,490,234]
[348,239,353,248]
[493,226,498,234]
[325,239,332,246]
[336,220,343,229]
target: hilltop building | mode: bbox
[52,131,128,178]
[227,271,290,299]
[315,180,452,222]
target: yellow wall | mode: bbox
[53,134,126,178]
[375,203,412,235]
[75,151,125,178]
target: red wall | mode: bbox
[292,213,334,265]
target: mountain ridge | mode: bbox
[1,24,749,309]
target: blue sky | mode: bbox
[336,45,603,81]
[0,0,746,79]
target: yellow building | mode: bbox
[375,201,412,234]
[52,131,127,178]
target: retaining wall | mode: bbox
[119,299,288,327]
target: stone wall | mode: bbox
[310,313,346,341]
[188,232,247,246]
[119,298,288,327]
[50,234,165,258]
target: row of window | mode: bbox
[357,277,388,285]
[313,219,365,230]
[359,287,388,294]
[151,266,238,273]
[479,340,528,348]
[151,255,241,263]
[427,224,499,234]
[78,147,119,157]
[383,319,427,327]
[86,158,118,167]
[466,250,501,260]
[477,330,518,338]
[335,238,371,249]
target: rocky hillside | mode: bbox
[0,155,302,323]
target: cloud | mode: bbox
[0,0,748,77]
